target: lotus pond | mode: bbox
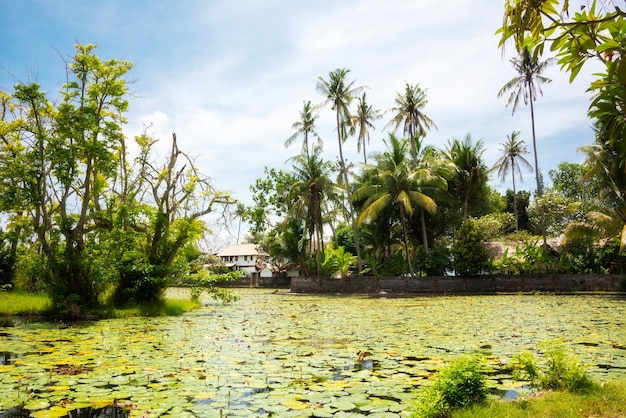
[1,289,625,417]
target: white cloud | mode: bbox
[1,0,603,237]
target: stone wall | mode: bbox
[290,274,624,294]
[222,276,291,288]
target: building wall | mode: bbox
[290,274,624,294]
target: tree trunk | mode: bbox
[335,110,363,273]
[511,157,519,231]
[399,206,415,278]
[529,84,547,248]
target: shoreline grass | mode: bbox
[0,291,200,318]
[0,291,51,316]
[451,381,626,417]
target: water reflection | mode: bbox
[0,405,129,418]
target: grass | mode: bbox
[451,381,626,418]
[0,291,51,316]
[0,290,200,318]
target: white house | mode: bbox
[216,243,272,280]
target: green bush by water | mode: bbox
[511,340,594,393]
[452,381,626,418]
[413,357,488,418]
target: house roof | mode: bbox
[216,243,266,257]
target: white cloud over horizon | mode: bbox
[1,0,602,248]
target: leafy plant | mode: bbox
[414,244,451,276]
[414,357,487,418]
[187,270,240,304]
[511,341,594,393]
[321,243,356,279]
[452,220,492,276]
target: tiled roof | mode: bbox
[216,243,266,257]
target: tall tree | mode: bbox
[498,47,552,244]
[354,134,438,277]
[442,134,489,221]
[492,131,533,230]
[316,68,365,272]
[349,92,381,164]
[287,145,338,277]
[387,82,437,164]
[284,100,321,154]
[7,44,133,311]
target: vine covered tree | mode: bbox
[0,45,236,314]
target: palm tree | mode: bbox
[287,145,338,277]
[406,134,452,250]
[316,68,366,272]
[387,82,437,164]
[442,134,489,221]
[492,131,533,231]
[354,134,438,277]
[285,100,321,153]
[498,47,552,244]
[564,140,626,252]
[233,202,247,244]
[349,92,381,164]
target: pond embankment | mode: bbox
[291,274,625,294]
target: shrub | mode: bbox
[511,340,594,393]
[451,220,492,276]
[414,244,452,276]
[414,357,487,418]
[474,212,516,240]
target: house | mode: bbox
[216,243,272,284]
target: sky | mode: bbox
[0,0,603,248]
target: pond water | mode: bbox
[1,289,625,417]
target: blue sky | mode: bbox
[1,0,601,246]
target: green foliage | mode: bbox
[528,191,580,237]
[0,291,51,315]
[493,240,557,275]
[334,223,356,255]
[451,220,491,276]
[0,46,233,315]
[453,381,626,418]
[414,357,487,418]
[321,243,356,279]
[187,270,240,305]
[414,244,451,276]
[511,341,594,393]
[474,212,516,240]
[559,237,625,274]
[505,190,531,231]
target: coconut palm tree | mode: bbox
[564,140,626,252]
[348,92,381,164]
[284,100,321,153]
[442,134,489,221]
[316,68,366,272]
[287,145,338,277]
[498,47,552,244]
[492,131,533,231]
[387,82,437,164]
[354,134,438,277]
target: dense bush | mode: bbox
[511,341,594,393]
[451,220,492,276]
[414,357,487,418]
[414,244,451,276]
